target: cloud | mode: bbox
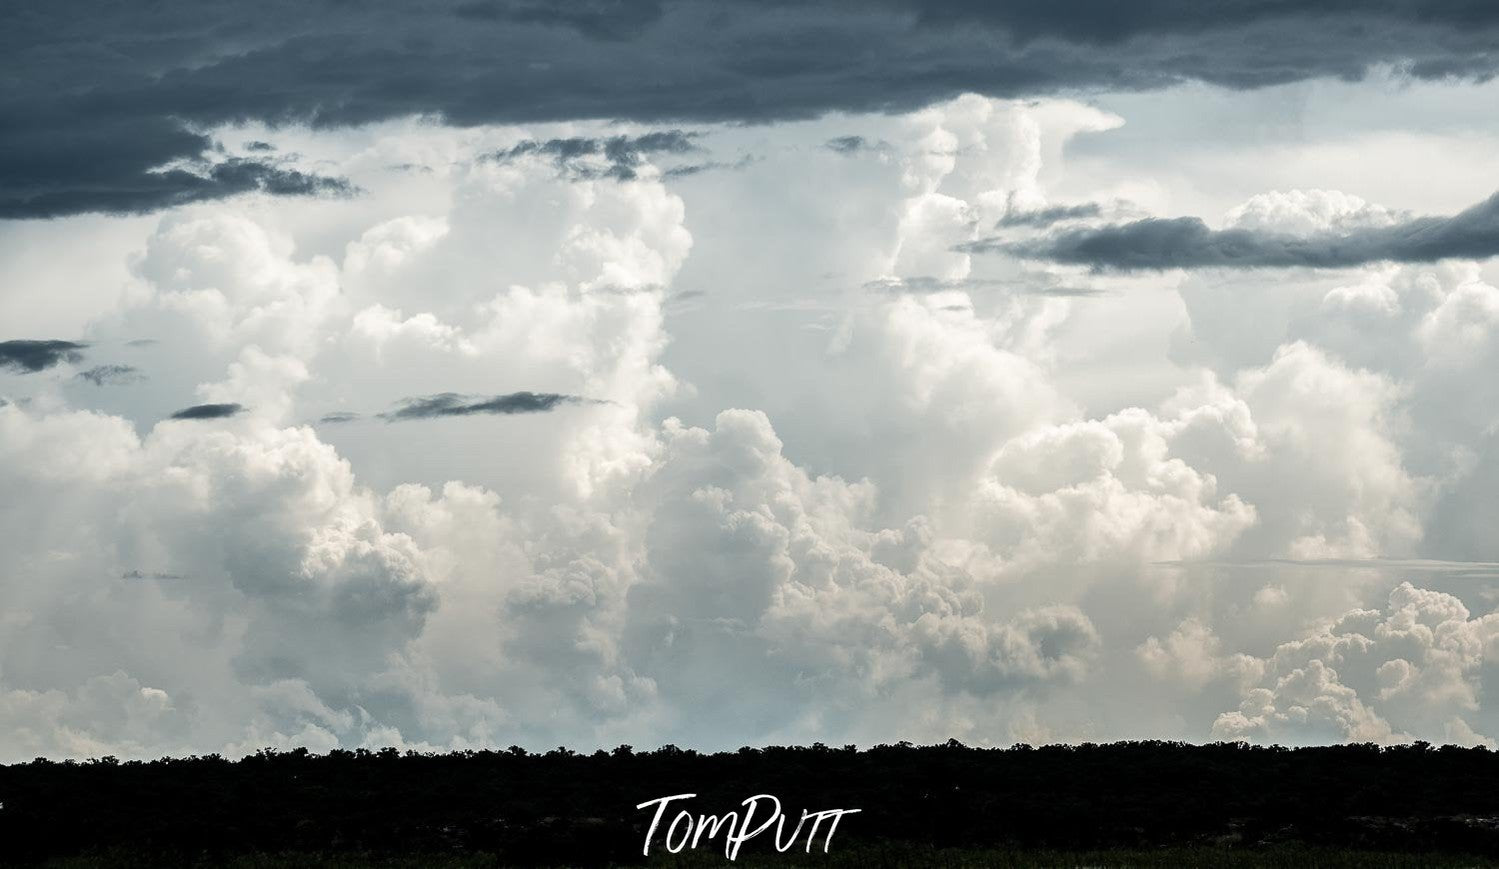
[490,131,700,180]
[0,339,86,372]
[992,191,1499,270]
[9,1,1499,217]
[864,276,1106,297]
[619,409,1108,740]
[826,135,885,155]
[2,150,356,220]
[455,0,665,41]
[12,87,1499,757]
[379,392,590,421]
[891,0,1499,44]
[995,202,1103,227]
[318,411,362,424]
[168,402,246,420]
[1156,558,1499,579]
[661,155,757,178]
[1212,582,1499,746]
[76,364,143,386]
[970,407,1257,568]
[0,406,443,758]
[121,570,184,580]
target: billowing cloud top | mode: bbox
[7,4,1499,763]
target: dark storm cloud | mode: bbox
[0,148,356,220]
[456,0,665,40]
[76,364,143,386]
[380,391,589,421]
[491,130,700,180]
[168,403,246,420]
[0,340,87,372]
[996,202,1104,228]
[8,0,1499,218]
[894,0,1499,42]
[988,191,1499,270]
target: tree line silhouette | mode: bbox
[3,740,1499,864]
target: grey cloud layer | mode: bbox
[76,364,143,387]
[318,411,362,424]
[378,392,590,421]
[995,203,1105,228]
[0,141,356,220]
[490,131,700,180]
[992,191,1499,270]
[826,135,885,154]
[0,340,87,372]
[9,0,1499,217]
[168,403,247,420]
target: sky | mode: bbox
[5,0,1499,760]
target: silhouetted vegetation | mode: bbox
[4,740,1499,866]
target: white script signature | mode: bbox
[636,793,861,860]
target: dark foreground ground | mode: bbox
[5,741,1499,866]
